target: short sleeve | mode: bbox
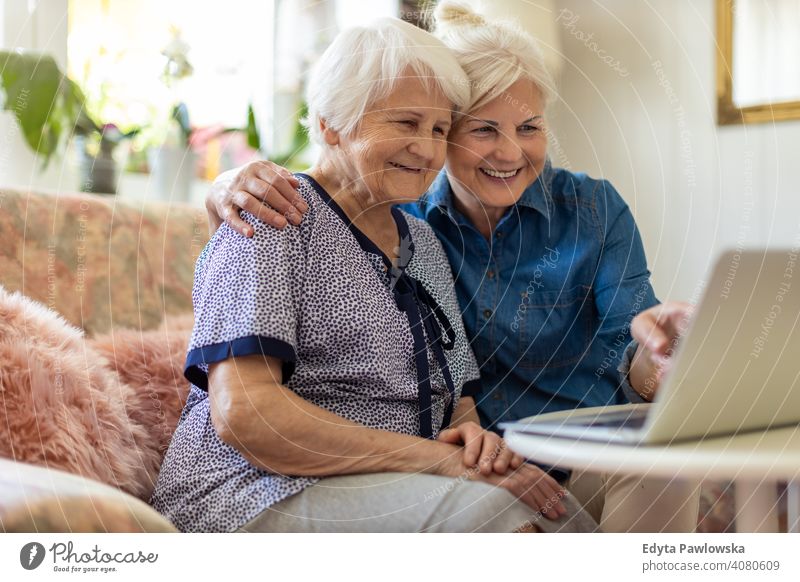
[184,213,305,390]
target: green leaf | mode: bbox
[246,103,260,151]
[171,102,191,144]
[269,101,308,170]
[0,51,89,168]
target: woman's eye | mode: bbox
[399,120,417,129]
[433,126,446,136]
[519,124,540,133]
[473,126,495,134]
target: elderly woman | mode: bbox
[205,3,700,532]
[151,16,595,533]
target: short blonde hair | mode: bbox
[431,1,555,114]
[304,17,470,145]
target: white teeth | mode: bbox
[482,168,518,178]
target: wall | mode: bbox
[0,0,72,193]
[4,0,799,275]
[548,0,800,300]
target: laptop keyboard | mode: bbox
[584,413,648,430]
[572,408,649,430]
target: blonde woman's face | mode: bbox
[445,79,547,209]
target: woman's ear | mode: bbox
[319,118,339,147]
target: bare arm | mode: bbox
[209,354,461,477]
[449,395,480,427]
[209,355,566,517]
[628,344,660,401]
[628,301,694,401]
[205,168,238,236]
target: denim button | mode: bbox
[483,308,493,318]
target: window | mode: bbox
[717,0,800,124]
[68,0,273,133]
[67,0,402,172]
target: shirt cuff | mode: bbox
[184,335,297,390]
[618,339,648,404]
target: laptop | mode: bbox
[499,249,800,445]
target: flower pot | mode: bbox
[77,138,118,195]
[147,146,195,202]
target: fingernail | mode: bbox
[296,200,309,213]
[288,212,302,225]
[243,227,252,237]
[275,216,288,228]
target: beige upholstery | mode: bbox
[0,458,176,532]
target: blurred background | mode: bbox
[1,0,799,302]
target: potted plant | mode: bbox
[145,28,197,201]
[147,101,195,202]
[74,122,138,194]
[0,51,89,168]
[0,50,137,194]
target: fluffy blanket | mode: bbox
[0,286,191,500]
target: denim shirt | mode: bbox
[399,162,658,429]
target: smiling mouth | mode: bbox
[389,161,424,174]
[480,167,521,179]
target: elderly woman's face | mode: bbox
[335,75,453,202]
[445,79,547,209]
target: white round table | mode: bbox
[503,405,800,532]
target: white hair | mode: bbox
[431,1,555,114]
[304,17,470,145]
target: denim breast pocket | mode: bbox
[515,284,593,369]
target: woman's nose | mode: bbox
[407,137,437,161]
[494,133,523,162]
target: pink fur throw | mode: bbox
[0,286,191,501]
[89,314,193,462]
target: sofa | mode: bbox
[0,187,761,533]
[0,187,208,532]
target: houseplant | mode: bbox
[0,50,92,169]
[0,50,137,194]
[145,29,196,201]
[74,122,138,194]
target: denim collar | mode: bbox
[421,159,554,222]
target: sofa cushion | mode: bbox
[0,286,164,500]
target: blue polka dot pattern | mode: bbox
[150,175,480,532]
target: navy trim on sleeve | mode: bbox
[460,378,482,398]
[184,335,297,390]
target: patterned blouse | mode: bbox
[150,174,481,532]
